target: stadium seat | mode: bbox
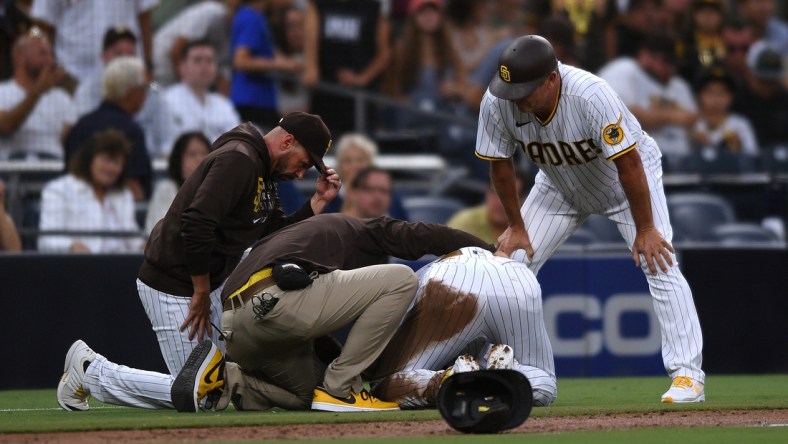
[761,145,788,173]
[582,214,624,243]
[402,196,465,224]
[712,223,781,246]
[373,129,438,154]
[666,193,736,241]
[684,147,756,175]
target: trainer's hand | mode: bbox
[632,226,674,274]
[181,290,212,342]
[495,225,534,260]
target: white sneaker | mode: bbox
[486,344,515,370]
[451,354,481,373]
[57,340,96,411]
[440,354,480,387]
[661,377,705,403]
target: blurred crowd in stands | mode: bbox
[0,0,786,252]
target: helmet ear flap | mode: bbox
[437,369,533,434]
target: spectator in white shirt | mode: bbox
[691,66,759,157]
[0,29,76,160]
[38,129,144,254]
[152,0,237,92]
[74,27,173,160]
[30,0,159,83]
[163,39,240,149]
[144,131,212,235]
[598,32,698,170]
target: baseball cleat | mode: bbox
[171,341,226,412]
[311,386,400,412]
[486,344,515,370]
[451,354,481,373]
[441,354,481,385]
[57,340,96,411]
[661,377,705,403]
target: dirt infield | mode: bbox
[3,409,786,443]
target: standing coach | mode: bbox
[475,35,705,403]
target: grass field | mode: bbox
[1,374,786,442]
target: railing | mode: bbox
[267,71,479,132]
[2,75,787,250]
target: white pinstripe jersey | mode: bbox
[476,63,662,213]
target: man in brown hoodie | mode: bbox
[57,112,341,412]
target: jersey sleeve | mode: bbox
[475,90,518,160]
[586,82,643,160]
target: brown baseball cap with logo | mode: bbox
[277,112,333,175]
[489,35,558,101]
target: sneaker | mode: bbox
[441,354,481,385]
[661,376,705,403]
[451,354,481,373]
[171,341,226,412]
[311,386,400,412]
[486,344,514,370]
[57,340,96,411]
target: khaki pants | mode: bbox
[218,264,418,411]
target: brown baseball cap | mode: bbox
[277,112,332,175]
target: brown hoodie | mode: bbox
[139,123,314,296]
[222,214,496,300]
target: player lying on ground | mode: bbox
[368,246,556,408]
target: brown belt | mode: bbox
[222,268,277,312]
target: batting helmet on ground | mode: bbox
[437,369,533,434]
[488,35,557,101]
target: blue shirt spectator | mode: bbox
[230,4,278,127]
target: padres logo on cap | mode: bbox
[500,65,511,82]
[602,114,624,145]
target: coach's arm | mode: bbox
[614,148,674,274]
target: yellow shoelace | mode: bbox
[672,376,693,389]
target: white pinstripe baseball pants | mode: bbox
[82,280,225,409]
[510,161,705,383]
[373,248,557,407]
